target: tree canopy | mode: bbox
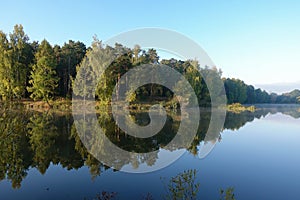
[27,39,58,103]
[0,24,299,105]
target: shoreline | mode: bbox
[2,99,299,113]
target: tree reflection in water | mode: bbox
[0,105,299,188]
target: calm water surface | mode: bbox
[0,105,300,199]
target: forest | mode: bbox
[0,24,299,105]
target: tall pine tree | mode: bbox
[27,39,58,104]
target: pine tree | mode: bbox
[27,39,58,104]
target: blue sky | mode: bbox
[1,0,300,93]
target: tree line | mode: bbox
[224,78,300,104]
[0,24,299,105]
[0,24,86,102]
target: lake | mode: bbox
[0,104,300,199]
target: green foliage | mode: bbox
[9,24,32,98]
[276,89,300,104]
[246,85,256,104]
[72,39,120,102]
[200,66,224,105]
[224,78,247,104]
[227,103,256,113]
[223,78,300,104]
[27,39,58,103]
[1,24,300,107]
[0,25,34,100]
[0,109,32,188]
[220,187,235,200]
[0,109,108,188]
[0,31,11,99]
[27,113,58,174]
[73,39,226,108]
[162,169,200,200]
[54,40,86,98]
[0,105,298,190]
[254,88,270,103]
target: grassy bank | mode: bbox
[0,99,72,111]
[1,99,256,114]
[226,103,256,113]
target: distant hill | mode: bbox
[284,89,300,98]
[274,89,300,103]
